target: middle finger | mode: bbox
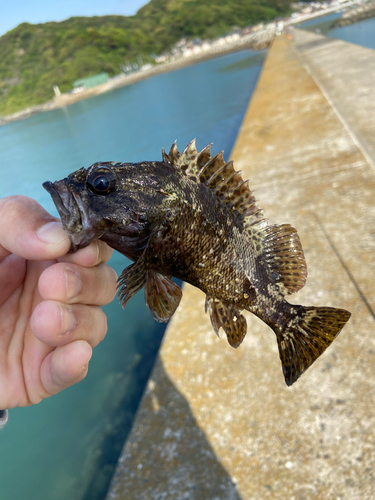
[38,262,117,306]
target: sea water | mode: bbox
[0,49,266,500]
[298,11,375,50]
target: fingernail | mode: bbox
[37,222,69,245]
[60,305,76,335]
[65,268,82,298]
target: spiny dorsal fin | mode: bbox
[162,141,266,232]
[162,142,307,294]
[163,141,180,166]
[163,139,199,174]
[179,139,199,172]
[261,224,307,295]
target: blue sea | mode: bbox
[298,10,375,50]
[0,49,266,500]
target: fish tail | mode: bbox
[274,306,351,386]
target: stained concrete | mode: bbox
[107,33,375,499]
[292,28,375,170]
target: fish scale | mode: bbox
[43,140,351,386]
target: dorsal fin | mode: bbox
[161,142,307,294]
[163,139,200,175]
[161,140,266,232]
[163,141,181,166]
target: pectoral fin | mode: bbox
[117,258,148,308]
[145,271,182,322]
[205,297,247,348]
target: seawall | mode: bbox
[333,0,375,27]
[107,30,375,499]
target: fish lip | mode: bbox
[44,180,105,253]
[43,179,85,252]
[43,179,82,228]
[43,181,70,218]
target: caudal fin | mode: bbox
[276,306,351,386]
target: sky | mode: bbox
[0,0,149,37]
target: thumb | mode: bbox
[0,195,71,261]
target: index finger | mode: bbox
[58,240,113,267]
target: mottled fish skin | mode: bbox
[43,140,351,386]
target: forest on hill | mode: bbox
[0,0,291,115]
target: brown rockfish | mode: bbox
[43,140,350,386]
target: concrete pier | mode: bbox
[107,31,375,500]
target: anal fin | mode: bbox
[205,297,247,348]
[145,271,182,323]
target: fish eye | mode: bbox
[87,168,116,195]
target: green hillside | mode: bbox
[0,0,291,115]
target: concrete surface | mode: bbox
[292,28,375,170]
[107,32,375,500]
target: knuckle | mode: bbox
[65,266,82,300]
[0,196,25,229]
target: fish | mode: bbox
[43,140,351,386]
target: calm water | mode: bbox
[298,12,375,50]
[0,49,266,500]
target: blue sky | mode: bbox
[0,0,149,37]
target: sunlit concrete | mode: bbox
[107,33,375,500]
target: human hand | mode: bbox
[0,196,117,410]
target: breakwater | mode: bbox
[333,0,375,26]
[107,31,375,500]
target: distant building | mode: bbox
[73,73,109,91]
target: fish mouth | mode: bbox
[43,180,90,252]
[43,181,71,218]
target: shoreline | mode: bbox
[0,28,275,127]
[0,2,362,128]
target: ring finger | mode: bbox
[31,300,108,348]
